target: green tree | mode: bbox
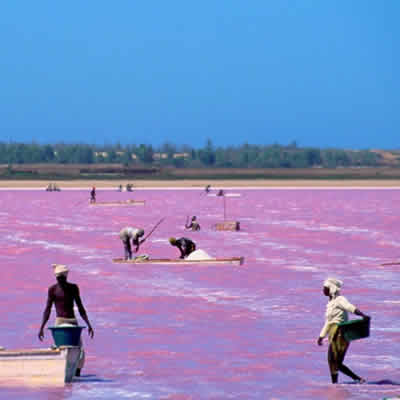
[306,149,322,166]
[43,145,55,162]
[199,139,215,166]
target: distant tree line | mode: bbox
[0,140,384,168]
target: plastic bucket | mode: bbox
[48,326,85,347]
[339,318,370,342]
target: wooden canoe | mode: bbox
[207,193,241,197]
[381,261,400,266]
[215,221,240,231]
[113,257,244,266]
[0,346,81,386]
[89,200,145,206]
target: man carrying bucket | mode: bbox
[317,277,370,384]
[38,264,94,377]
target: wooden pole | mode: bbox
[142,218,165,242]
[223,195,226,220]
[73,197,88,207]
[381,262,400,266]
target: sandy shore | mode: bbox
[0,179,399,188]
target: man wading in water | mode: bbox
[90,186,96,203]
[185,216,201,231]
[38,264,94,377]
[317,277,369,384]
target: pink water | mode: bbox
[1,188,399,399]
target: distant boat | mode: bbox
[207,193,241,197]
[0,346,81,385]
[112,257,244,266]
[89,200,145,206]
[381,261,400,266]
[215,221,240,231]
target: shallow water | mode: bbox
[0,188,399,399]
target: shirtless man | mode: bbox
[38,264,94,376]
[169,237,196,259]
[185,216,201,231]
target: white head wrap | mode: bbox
[52,264,69,277]
[323,277,343,297]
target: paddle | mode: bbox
[135,218,166,252]
[73,197,89,207]
[380,262,400,266]
[144,218,165,241]
[73,187,97,207]
[223,194,226,220]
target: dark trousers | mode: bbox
[123,240,132,260]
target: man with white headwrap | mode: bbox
[38,264,94,377]
[317,277,370,384]
[119,227,145,260]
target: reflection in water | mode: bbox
[0,189,399,399]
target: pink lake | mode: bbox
[0,188,399,399]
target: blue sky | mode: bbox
[0,1,398,149]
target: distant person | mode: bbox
[205,185,211,194]
[118,184,123,192]
[90,187,96,203]
[169,237,196,259]
[185,216,201,231]
[38,264,94,377]
[317,278,370,384]
[119,227,145,260]
[217,189,224,197]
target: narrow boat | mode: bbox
[215,221,240,231]
[89,199,145,206]
[112,257,244,266]
[207,193,241,197]
[0,346,81,386]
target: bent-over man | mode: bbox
[119,227,145,260]
[169,237,196,259]
[38,264,94,377]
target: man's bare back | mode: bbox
[38,271,94,341]
[47,282,81,318]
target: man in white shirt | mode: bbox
[317,278,370,384]
[119,227,145,260]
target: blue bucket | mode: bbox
[48,326,85,347]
